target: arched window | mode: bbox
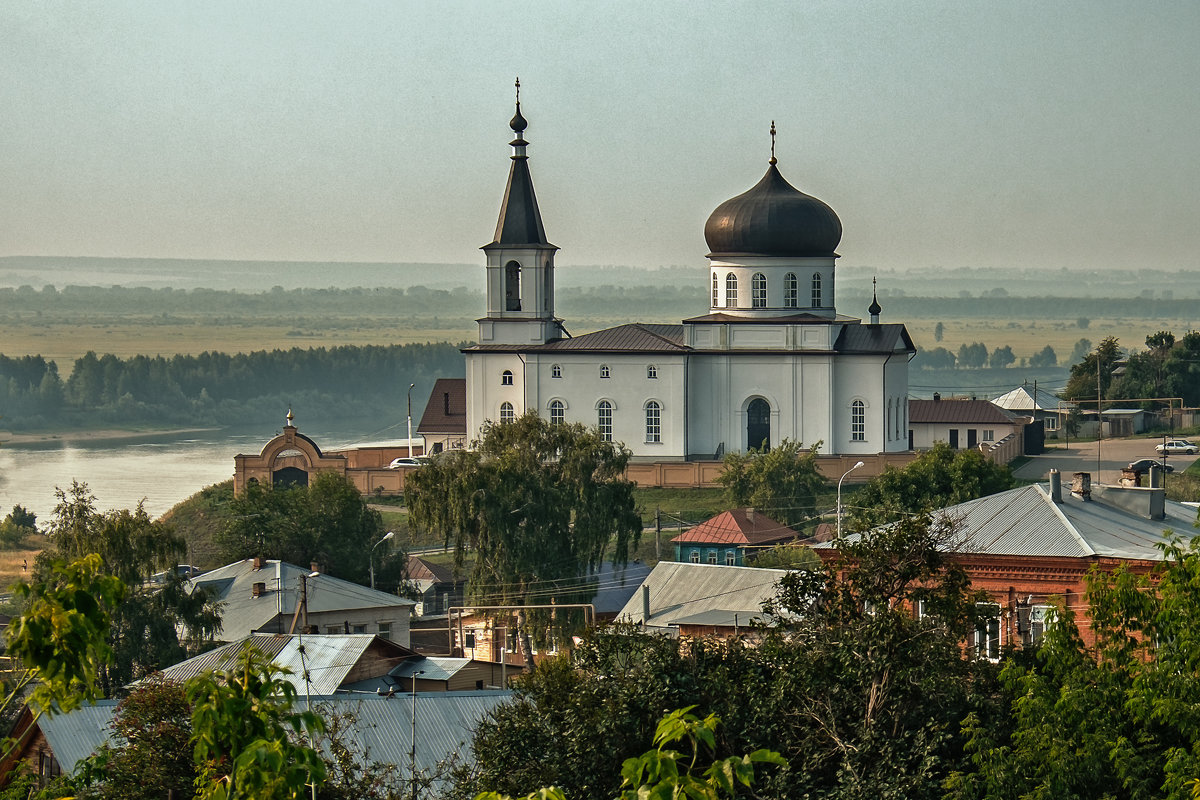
[747,397,770,451]
[597,401,613,442]
[711,273,719,307]
[725,272,738,308]
[549,400,565,426]
[501,369,513,386]
[784,273,798,308]
[751,273,767,308]
[600,364,610,379]
[647,365,657,379]
[811,272,822,308]
[504,261,521,311]
[851,399,866,441]
[645,401,661,443]
[551,364,562,378]
[500,402,515,423]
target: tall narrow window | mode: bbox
[501,370,513,386]
[543,267,551,312]
[504,261,521,311]
[499,402,515,423]
[711,273,719,307]
[887,399,893,440]
[600,364,610,379]
[751,273,767,308]
[784,272,798,308]
[725,273,738,308]
[549,400,565,426]
[645,401,661,443]
[597,401,613,442]
[811,272,822,307]
[851,399,865,441]
[975,603,1001,661]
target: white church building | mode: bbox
[463,98,915,462]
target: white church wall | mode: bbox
[832,355,889,454]
[465,352,527,442]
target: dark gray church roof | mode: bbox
[704,162,842,257]
[832,323,916,354]
[483,101,555,250]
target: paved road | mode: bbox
[1013,437,1199,485]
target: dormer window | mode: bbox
[600,364,610,379]
[501,370,514,386]
[647,365,657,379]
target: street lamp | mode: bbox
[370,530,395,591]
[837,461,865,540]
[410,669,425,800]
[407,383,416,458]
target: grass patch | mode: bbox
[0,534,45,592]
[633,487,729,527]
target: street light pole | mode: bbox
[370,530,395,591]
[410,669,425,800]
[837,461,865,540]
[407,383,415,458]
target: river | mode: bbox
[0,425,379,523]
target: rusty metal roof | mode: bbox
[417,377,467,435]
[909,398,1016,425]
[672,508,799,546]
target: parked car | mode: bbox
[1155,440,1197,455]
[387,457,424,469]
[1128,458,1174,474]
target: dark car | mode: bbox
[1128,458,1174,474]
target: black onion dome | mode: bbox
[510,102,528,133]
[704,164,842,257]
[868,293,882,315]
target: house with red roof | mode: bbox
[672,508,800,566]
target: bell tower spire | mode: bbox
[478,80,561,346]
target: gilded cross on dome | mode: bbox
[769,120,777,165]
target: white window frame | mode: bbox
[751,272,767,308]
[647,364,657,379]
[725,272,738,308]
[1028,605,1054,646]
[645,400,661,443]
[499,402,515,423]
[597,400,613,442]
[711,273,719,307]
[377,621,392,641]
[725,550,736,566]
[975,602,1002,661]
[811,272,822,307]
[851,399,866,442]
[501,369,513,386]
[549,399,565,426]
[784,272,798,308]
[690,549,700,564]
[706,550,717,564]
[600,364,610,379]
[551,363,562,378]
[983,429,995,442]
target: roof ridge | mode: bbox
[1036,483,1096,556]
[630,322,688,349]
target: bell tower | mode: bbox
[477,79,562,345]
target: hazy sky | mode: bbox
[3,1,1198,276]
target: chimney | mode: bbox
[746,507,756,524]
[251,581,266,598]
[1071,472,1092,499]
[933,392,941,402]
[310,562,321,574]
[1049,469,1062,503]
[444,392,451,416]
[252,556,264,571]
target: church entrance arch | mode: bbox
[747,397,771,451]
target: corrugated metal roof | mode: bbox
[828,482,1200,561]
[389,656,471,682]
[539,323,687,352]
[672,508,799,546]
[189,560,414,641]
[833,323,916,355]
[992,385,1072,413]
[909,399,1015,424]
[35,692,511,780]
[154,633,412,696]
[614,562,789,627]
[38,701,118,774]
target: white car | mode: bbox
[387,457,424,469]
[1155,440,1197,455]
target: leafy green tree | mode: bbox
[988,345,1015,369]
[947,537,1200,800]
[71,678,197,800]
[1028,344,1057,368]
[218,471,388,586]
[475,707,783,800]
[1062,336,1123,402]
[406,412,641,605]
[915,346,957,370]
[957,342,988,368]
[1070,337,1093,364]
[716,439,827,528]
[0,504,36,548]
[847,442,1014,528]
[187,647,326,800]
[38,481,221,695]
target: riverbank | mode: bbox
[4,426,225,447]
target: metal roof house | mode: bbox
[188,558,415,645]
[615,561,790,637]
[817,470,1200,655]
[672,508,801,566]
[1,692,510,791]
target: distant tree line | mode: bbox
[1064,330,1200,407]
[913,342,1061,371]
[0,343,463,430]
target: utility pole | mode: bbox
[655,509,661,560]
[410,669,425,800]
[1097,354,1103,479]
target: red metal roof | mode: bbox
[672,508,800,546]
[909,398,1016,425]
